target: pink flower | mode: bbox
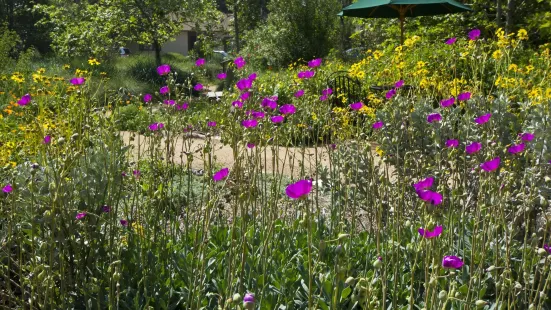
[213,168,229,182]
[240,92,251,101]
[475,113,491,125]
[413,177,434,191]
[149,123,164,131]
[480,157,500,172]
[285,179,312,199]
[157,64,171,75]
[349,102,363,110]
[271,115,284,123]
[457,92,471,101]
[143,94,152,102]
[234,57,246,69]
[43,135,51,144]
[520,132,534,142]
[427,113,442,123]
[232,101,243,108]
[160,86,169,95]
[247,142,255,149]
[440,97,455,107]
[418,225,443,238]
[194,83,203,91]
[70,77,85,85]
[508,143,525,154]
[445,37,457,45]
[280,104,296,115]
[308,58,322,68]
[217,72,227,79]
[242,119,258,128]
[442,256,464,269]
[322,88,333,96]
[294,89,305,97]
[120,219,128,227]
[297,71,315,79]
[261,97,278,109]
[3,184,13,193]
[319,95,328,101]
[395,80,405,88]
[446,139,459,148]
[195,58,205,67]
[468,29,481,41]
[17,94,31,105]
[76,212,87,220]
[386,89,396,99]
[164,99,175,105]
[176,103,189,111]
[207,121,216,127]
[466,142,482,154]
[416,190,443,205]
[372,121,384,129]
[252,111,265,119]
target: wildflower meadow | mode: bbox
[1,8,551,309]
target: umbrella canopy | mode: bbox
[339,0,471,44]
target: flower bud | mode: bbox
[345,277,355,286]
[373,258,383,269]
[538,248,548,255]
[438,290,447,300]
[486,265,496,272]
[475,300,488,308]
[338,233,350,240]
[232,293,241,303]
[243,293,255,310]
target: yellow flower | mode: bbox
[525,65,535,73]
[517,29,528,41]
[492,50,503,60]
[375,146,384,157]
[88,58,101,66]
[545,88,551,99]
[63,64,70,70]
[508,64,518,72]
[311,113,318,121]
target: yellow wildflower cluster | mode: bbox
[88,58,101,66]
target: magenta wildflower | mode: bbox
[481,157,500,172]
[240,92,251,101]
[445,37,457,45]
[160,86,169,95]
[17,94,31,106]
[271,115,284,123]
[194,83,203,91]
[120,219,128,227]
[297,70,315,79]
[164,99,175,106]
[440,97,455,107]
[247,142,255,149]
[262,97,278,110]
[395,80,405,88]
[207,121,216,127]
[475,113,491,124]
[416,190,443,205]
[520,132,534,142]
[322,88,333,96]
[386,89,396,99]
[285,179,313,199]
[234,57,246,69]
[442,256,464,269]
[319,95,328,101]
[544,244,551,255]
[76,212,87,220]
[468,29,481,41]
[213,168,229,182]
[466,142,482,154]
[3,184,12,193]
[232,101,243,108]
[195,58,205,67]
[101,205,111,213]
[446,139,459,148]
[157,64,171,75]
[143,94,152,102]
[243,293,255,308]
[236,78,252,91]
[70,77,85,85]
[43,135,51,144]
[248,72,257,81]
[252,111,265,119]
[427,113,442,123]
[294,89,305,97]
[308,58,322,68]
[242,119,258,128]
[133,170,141,177]
[176,103,189,111]
[413,177,434,191]
[372,121,384,130]
[217,72,227,80]
[350,102,363,110]
[280,104,297,115]
[418,225,443,239]
[457,92,471,101]
[149,123,164,131]
[508,143,525,154]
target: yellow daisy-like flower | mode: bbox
[525,65,535,73]
[517,29,528,41]
[492,50,503,60]
[508,64,518,72]
[63,64,71,70]
[88,58,101,66]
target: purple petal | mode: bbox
[213,168,229,182]
[285,179,313,199]
[480,157,500,172]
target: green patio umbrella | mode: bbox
[338,0,472,45]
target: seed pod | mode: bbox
[345,277,355,286]
[438,290,447,300]
[232,293,241,302]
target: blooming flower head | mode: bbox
[248,72,257,81]
[286,179,313,199]
[468,29,481,41]
[101,205,111,213]
[213,167,229,182]
[416,190,443,205]
[143,94,152,102]
[120,219,128,227]
[194,83,203,91]
[70,77,85,85]
[247,142,255,149]
[308,58,322,68]
[466,142,482,154]
[217,72,227,80]
[446,139,459,148]
[445,37,457,45]
[133,170,141,177]
[252,111,265,119]
[457,92,471,101]
[322,88,333,96]
[232,101,243,108]
[176,103,189,111]
[234,57,246,69]
[3,184,12,193]
[481,157,500,172]
[319,95,328,101]
[386,89,396,99]
[475,113,491,125]
[520,132,534,142]
[294,89,305,97]
[76,212,87,220]
[207,121,216,127]
[372,121,384,130]
[427,113,442,123]
[271,115,284,123]
[508,143,525,154]
[442,255,464,269]
[242,119,258,128]
[418,225,443,238]
[297,70,315,79]
[164,99,175,106]
[262,97,278,109]
[413,177,434,191]
[395,80,405,88]
[240,92,251,101]
[243,293,255,308]
[43,135,51,144]
[149,122,164,131]
[157,64,171,75]
[440,97,455,108]
[544,244,551,255]
[160,86,169,95]
[17,94,31,106]
[350,102,364,110]
[280,104,296,115]
[236,78,252,91]
[195,58,205,67]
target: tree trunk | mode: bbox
[260,0,267,20]
[234,2,240,53]
[506,0,515,33]
[496,0,502,28]
[153,39,162,66]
